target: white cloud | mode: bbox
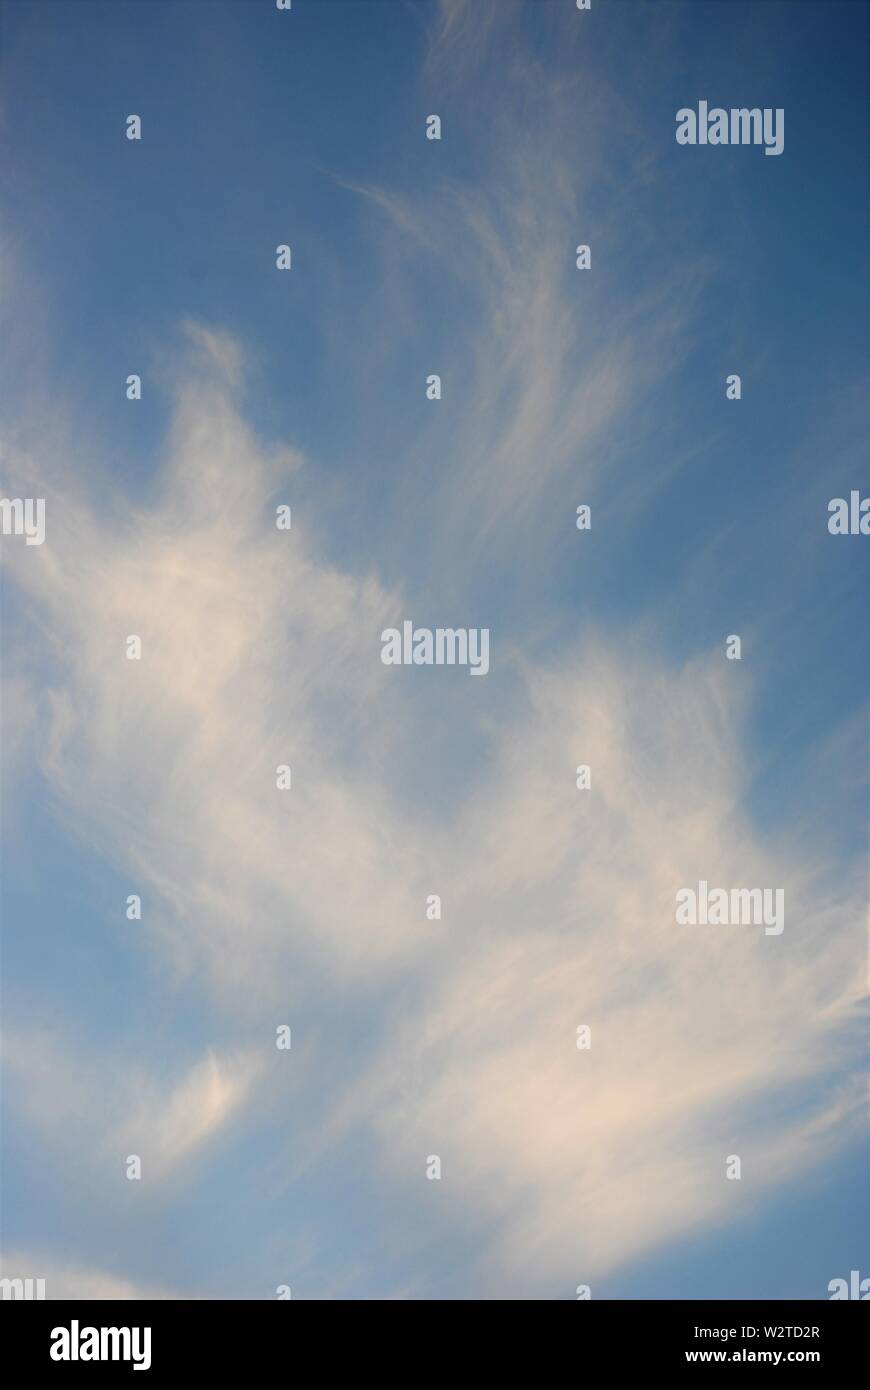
[323,647,866,1289]
[0,1250,182,1300]
[2,340,437,1005]
[2,1028,264,1188]
[2,325,865,1293]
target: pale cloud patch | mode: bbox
[118,1048,265,1185]
[336,86,706,563]
[2,1028,264,1189]
[426,0,513,82]
[179,318,244,389]
[2,335,436,1008]
[2,330,865,1292]
[0,1250,183,1300]
[326,647,866,1290]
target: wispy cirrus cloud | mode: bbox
[1,0,865,1301]
[3,332,864,1293]
[316,645,866,1290]
[0,1249,183,1300]
[2,1025,265,1188]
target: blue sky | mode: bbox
[1,0,867,1299]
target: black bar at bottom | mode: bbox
[4,1297,867,1375]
